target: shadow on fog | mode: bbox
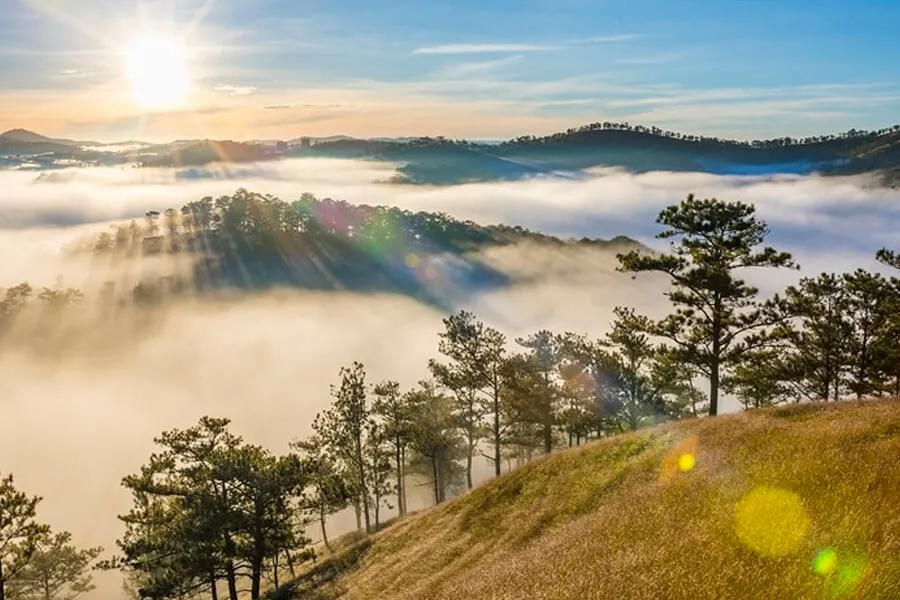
[63,189,638,313]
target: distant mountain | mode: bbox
[0,128,107,158]
[3,123,900,186]
[0,128,99,147]
[137,140,273,168]
[291,124,900,185]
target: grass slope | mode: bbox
[291,399,900,600]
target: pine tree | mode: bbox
[617,195,797,415]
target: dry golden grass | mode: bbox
[304,399,900,600]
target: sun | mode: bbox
[123,34,192,111]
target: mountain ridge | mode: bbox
[3,123,900,186]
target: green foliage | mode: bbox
[429,311,508,477]
[0,475,51,600]
[512,331,565,454]
[371,381,414,517]
[6,531,102,600]
[112,417,312,600]
[405,381,467,504]
[617,194,797,415]
[876,247,900,270]
[743,270,900,405]
[289,435,349,552]
[559,308,703,433]
[313,363,373,534]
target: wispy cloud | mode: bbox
[413,43,553,55]
[578,34,639,43]
[615,53,683,65]
[437,55,523,79]
[214,84,258,96]
[60,69,91,78]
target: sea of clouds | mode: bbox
[0,159,897,600]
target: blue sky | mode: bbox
[2,0,899,141]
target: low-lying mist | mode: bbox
[0,158,898,600]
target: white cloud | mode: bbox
[615,52,684,65]
[436,55,524,79]
[579,34,639,43]
[413,43,554,54]
[214,83,258,96]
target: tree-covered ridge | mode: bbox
[288,124,900,186]
[499,121,900,151]
[9,122,900,186]
[66,189,639,306]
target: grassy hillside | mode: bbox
[283,399,900,600]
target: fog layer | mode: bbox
[0,160,897,599]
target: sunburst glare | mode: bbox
[123,34,192,111]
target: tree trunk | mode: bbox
[493,389,501,477]
[543,422,552,454]
[395,443,405,517]
[432,457,440,504]
[1,558,6,600]
[251,561,262,600]
[374,493,381,530]
[710,298,722,417]
[285,549,296,577]
[465,446,473,489]
[225,559,239,600]
[355,441,371,534]
[436,459,446,502]
[210,573,219,600]
[709,361,720,416]
[320,509,331,551]
[273,554,280,589]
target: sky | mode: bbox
[2,0,900,142]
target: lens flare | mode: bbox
[677,453,696,472]
[660,434,699,482]
[734,486,809,557]
[832,556,867,596]
[813,548,838,576]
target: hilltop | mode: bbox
[277,398,900,600]
[66,189,643,309]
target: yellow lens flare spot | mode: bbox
[678,453,696,472]
[405,253,420,269]
[813,548,838,576]
[734,486,809,557]
[660,434,699,482]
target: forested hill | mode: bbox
[66,189,641,307]
[6,123,900,186]
[294,123,900,185]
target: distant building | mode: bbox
[299,137,312,149]
[276,140,288,150]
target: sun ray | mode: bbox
[123,34,193,111]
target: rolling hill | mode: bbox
[291,124,900,185]
[4,123,900,186]
[276,398,900,600]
